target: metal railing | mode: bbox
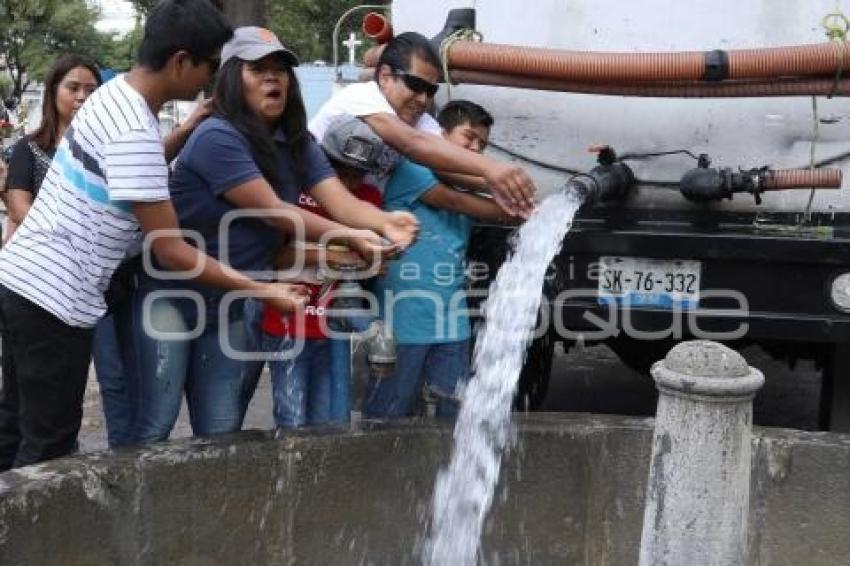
[332,4,389,80]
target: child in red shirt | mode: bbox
[254,115,398,426]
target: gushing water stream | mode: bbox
[423,187,585,565]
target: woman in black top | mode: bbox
[2,54,101,240]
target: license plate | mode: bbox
[597,256,701,309]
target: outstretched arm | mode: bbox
[436,171,488,193]
[273,242,366,272]
[133,200,309,313]
[223,176,399,261]
[309,176,418,248]
[432,171,531,220]
[420,183,518,224]
[363,112,536,216]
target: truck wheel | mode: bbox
[514,331,556,411]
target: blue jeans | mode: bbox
[328,337,350,422]
[272,339,332,427]
[243,298,349,427]
[326,311,372,423]
[363,340,470,419]
[124,288,251,444]
[241,297,268,412]
[92,313,132,447]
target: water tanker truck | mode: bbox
[370,0,850,430]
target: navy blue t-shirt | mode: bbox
[157,117,334,313]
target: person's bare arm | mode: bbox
[132,200,308,313]
[274,242,365,271]
[163,98,213,163]
[420,183,517,224]
[436,171,488,193]
[363,112,535,215]
[223,176,398,260]
[434,171,527,221]
[274,243,316,270]
[309,176,418,248]
[5,188,33,225]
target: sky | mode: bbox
[91,0,138,35]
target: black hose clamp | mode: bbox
[703,50,730,81]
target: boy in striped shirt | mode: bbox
[0,0,306,469]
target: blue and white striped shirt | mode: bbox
[0,75,169,327]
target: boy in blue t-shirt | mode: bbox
[364,100,520,418]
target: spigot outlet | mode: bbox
[567,161,635,204]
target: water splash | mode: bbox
[423,188,585,565]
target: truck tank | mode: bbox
[387,0,850,429]
[390,0,848,205]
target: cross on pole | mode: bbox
[342,32,363,66]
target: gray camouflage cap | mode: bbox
[321,115,400,175]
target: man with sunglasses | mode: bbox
[310,32,536,218]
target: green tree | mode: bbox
[128,0,389,63]
[0,74,12,100]
[268,0,387,63]
[0,0,106,98]
[127,0,158,14]
[129,0,265,25]
[99,18,144,72]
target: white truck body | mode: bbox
[391,0,850,212]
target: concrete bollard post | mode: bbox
[639,340,764,566]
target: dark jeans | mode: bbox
[93,313,131,448]
[363,340,470,419]
[0,285,93,470]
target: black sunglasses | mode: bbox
[392,70,439,98]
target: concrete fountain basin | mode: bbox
[1,414,849,565]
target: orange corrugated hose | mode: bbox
[363,12,393,45]
[448,42,704,82]
[728,42,850,80]
[359,67,850,97]
[448,41,850,82]
[764,169,842,189]
[363,41,850,83]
